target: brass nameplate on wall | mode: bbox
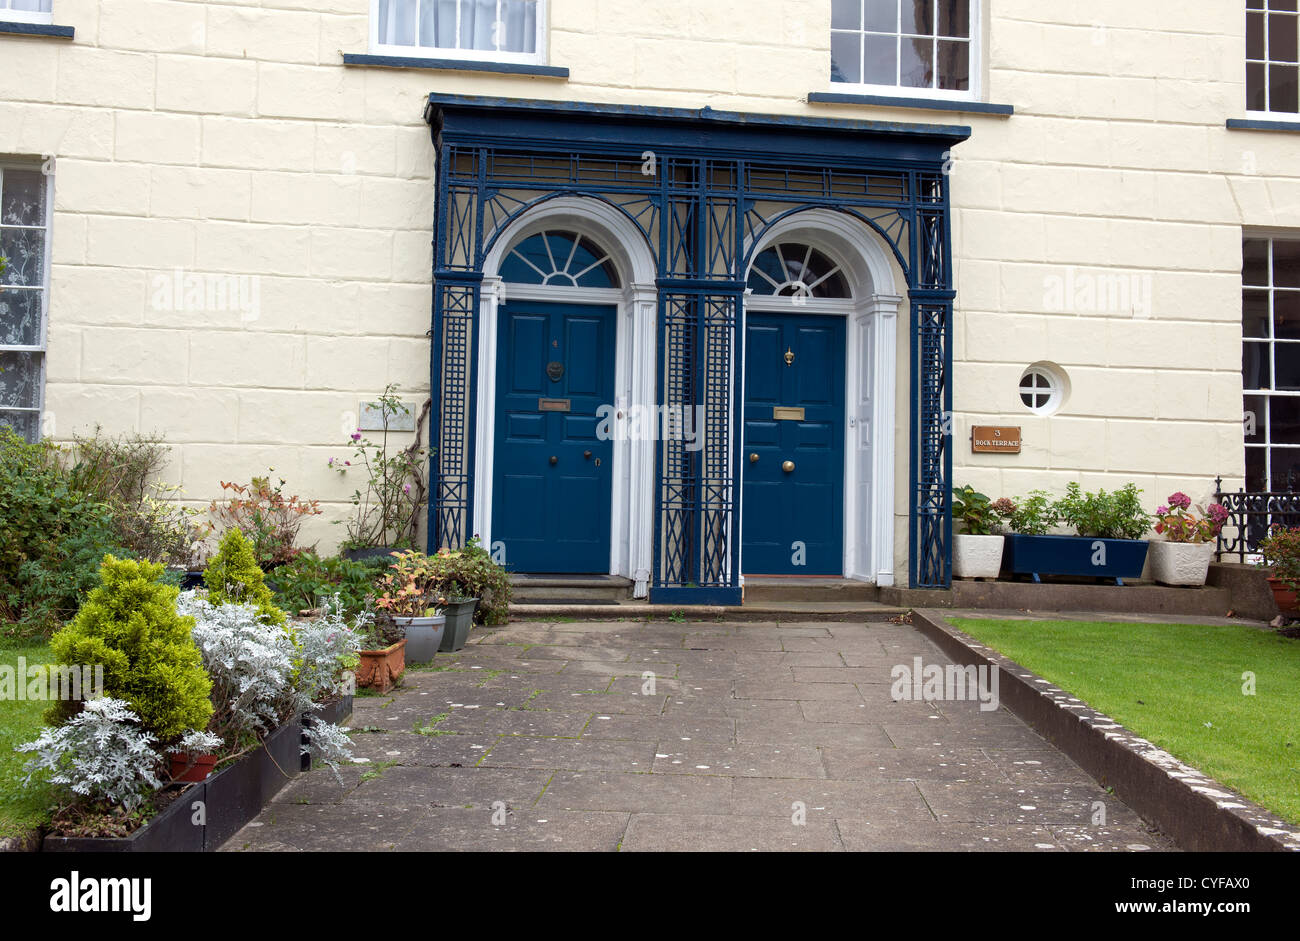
[538,398,571,413]
[971,425,1022,453]
[773,406,806,421]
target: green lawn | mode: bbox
[950,617,1300,826]
[0,640,57,839]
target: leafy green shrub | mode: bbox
[265,553,386,618]
[1052,482,1149,541]
[203,529,287,625]
[47,556,213,742]
[419,538,511,625]
[0,429,127,636]
[1008,490,1055,535]
[1259,526,1300,592]
[952,486,1014,535]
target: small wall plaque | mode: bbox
[538,398,571,413]
[773,406,806,421]
[971,425,1022,454]
[359,400,416,432]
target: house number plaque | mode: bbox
[971,426,1022,454]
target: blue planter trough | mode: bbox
[1003,534,1149,585]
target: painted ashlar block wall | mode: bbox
[0,0,1277,572]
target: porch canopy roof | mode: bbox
[424,94,971,164]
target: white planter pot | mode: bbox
[953,534,1005,579]
[1148,541,1215,586]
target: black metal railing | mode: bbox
[1213,476,1300,562]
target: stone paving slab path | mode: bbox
[221,619,1174,852]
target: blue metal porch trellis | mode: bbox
[424,96,970,596]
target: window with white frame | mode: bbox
[1248,0,1299,116]
[371,0,544,62]
[831,0,974,96]
[0,0,53,25]
[0,163,51,444]
[1243,236,1300,491]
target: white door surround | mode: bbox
[474,196,658,597]
[742,209,902,587]
[472,199,902,596]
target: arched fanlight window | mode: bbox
[747,243,850,298]
[499,230,621,288]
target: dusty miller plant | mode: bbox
[178,591,359,777]
[18,698,165,811]
[178,592,298,746]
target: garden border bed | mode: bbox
[39,709,342,853]
[910,608,1300,853]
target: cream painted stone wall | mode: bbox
[0,0,1279,575]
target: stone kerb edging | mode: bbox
[910,609,1300,853]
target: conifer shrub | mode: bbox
[203,529,286,626]
[48,556,213,741]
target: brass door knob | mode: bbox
[549,456,558,465]
[749,453,759,463]
[782,460,795,473]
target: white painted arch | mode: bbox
[742,207,903,587]
[474,195,659,597]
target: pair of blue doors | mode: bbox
[492,303,845,576]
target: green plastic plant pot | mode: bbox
[439,598,478,652]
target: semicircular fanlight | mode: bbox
[747,243,850,299]
[500,230,621,289]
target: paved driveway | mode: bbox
[222,619,1172,852]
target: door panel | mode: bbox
[742,313,846,576]
[493,301,616,573]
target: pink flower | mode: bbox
[1208,503,1229,523]
[1156,505,1169,516]
[1168,492,1192,510]
[403,484,411,494]
[345,461,351,466]
[351,432,362,442]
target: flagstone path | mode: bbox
[220,618,1174,852]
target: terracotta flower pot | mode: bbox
[169,752,217,782]
[356,639,407,694]
[1268,576,1300,616]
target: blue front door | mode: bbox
[492,301,616,573]
[742,313,846,575]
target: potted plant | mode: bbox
[951,486,1013,579]
[1003,483,1151,584]
[374,550,447,663]
[1257,525,1300,615]
[330,384,429,561]
[202,473,321,572]
[439,591,480,652]
[1149,492,1229,586]
[354,616,408,694]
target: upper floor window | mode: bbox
[371,0,544,63]
[0,0,53,25]
[0,162,52,444]
[831,0,974,97]
[1248,1,1299,116]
